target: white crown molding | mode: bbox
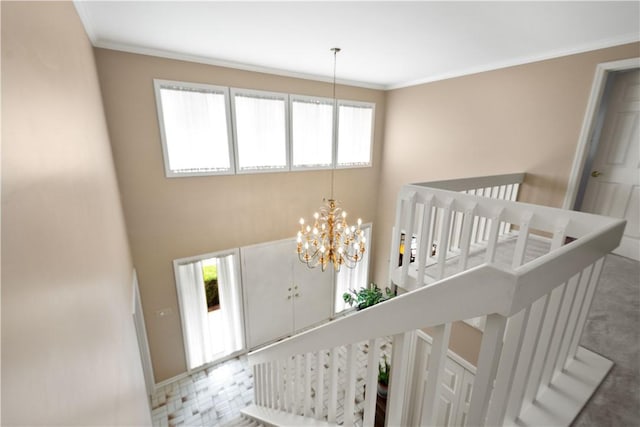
[92,40,387,91]
[73,1,97,44]
[387,33,640,90]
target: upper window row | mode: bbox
[153,79,375,177]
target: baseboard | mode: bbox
[510,345,613,427]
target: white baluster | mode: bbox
[420,323,452,426]
[511,212,533,269]
[275,360,283,410]
[436,199,454,280]
[400,192,417,285]
[457,204,477,272]
[344,343,357,426]
[253,365,262,405]
[327,348,338,423]
[485,308,531,425]
[505,295,550,421]
[304,352,312,417]
[541,273,580,387]
[315,350,325,420]
[524,283,567,405]
[416,196,434,287]
[484,208,504,264]
[387,331,415,427]
[467,314,507,426]
[568,258,605,359]
[363,338,380,427]
[554,266,592,374]
[294,354,302,414]
[287,356,295,413]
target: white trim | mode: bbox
[91,39,385,90]
[132,270,156,397]
[154,371,191,390]
[153,79,235,178]
[84,26,638,91]
[563,57,640,210]
[388,36,640,90]
[72,1,97,43]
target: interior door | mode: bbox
[293,258,333,331]
[241,239,293,348]
[582,69,639,260]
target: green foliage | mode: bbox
[378,355,390,386]
[342,283,394,310]
[202,264,217,282]
[202,264,219,310]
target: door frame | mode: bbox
[563,57,640,210]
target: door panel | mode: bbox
[241,240,293,348]
[582,69,640,260]
[293,258,333,331]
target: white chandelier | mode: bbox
[296,48,366,272]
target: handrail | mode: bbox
[248,181,623,365]
[245,173,624,427]
[249,264,514,366]
[413,172,525,191]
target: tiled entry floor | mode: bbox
[151,339,392,427]
[151,356,254,427]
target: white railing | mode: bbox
[246,173,624,427]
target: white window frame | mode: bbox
[335,99,375,169]
[289,94,336,171]
[153,79,235,178]
[230,87,290,174]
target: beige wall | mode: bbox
[1,2,151,425]
[372,42,640,285]
[94,49,386,382]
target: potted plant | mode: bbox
[378,355,390,398]
[342,283,394,310]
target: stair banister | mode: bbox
[244,173,624,427]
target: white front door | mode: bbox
[582,69,640,261]
[292,258,333,331]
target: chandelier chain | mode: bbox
[295,47,366,272]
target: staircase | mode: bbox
[242,173,625,426]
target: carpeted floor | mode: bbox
[572,254,640,426]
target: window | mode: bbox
[174,249,244,370]
[337,101,374,167]
[154,79,376,177]
[154,80,233,177]
[231,89,288,172]
[291,95,334,169]
[334,224,372,314]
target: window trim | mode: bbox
[335,99,376,169]
[230,87,290,174]
[153,79,236,178]
[289,94,336,171]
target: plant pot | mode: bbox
[377,382,388,398]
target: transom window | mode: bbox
[154,80,234,177]
[154,79,375,178]
[231,89,288,172]
[291,95,334,169]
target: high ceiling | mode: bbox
[74,1,640,89]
